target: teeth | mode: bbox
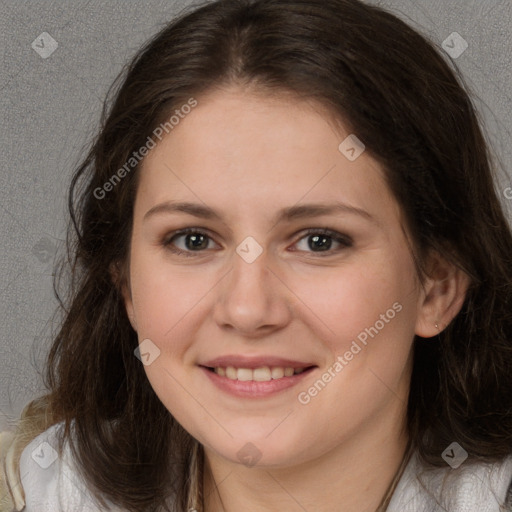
[253,367,272,381]
[271,367,284,379]
[237,368,253,381]
[226,366,237,379]
[213,366,307,381]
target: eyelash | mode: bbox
[161,227,353,258]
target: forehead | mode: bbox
[135,87,400,226]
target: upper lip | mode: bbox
[200,355,317,369]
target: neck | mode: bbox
[201,401,410,512]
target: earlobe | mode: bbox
[414,251,471,338]
[109,260,138,332]
[122,287,138,332]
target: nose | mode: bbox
[212,245,293,337]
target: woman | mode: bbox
[1,0,512,510]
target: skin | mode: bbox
[121,86,470,511]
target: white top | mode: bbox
[15,422,122,512]
[4,421,512,511]
[387,445,512,511]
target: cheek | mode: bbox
[290,258,416,439]
[128,251,204,423]
[289,256,413,352]
[128,250,213,342]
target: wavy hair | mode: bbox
[9,0,512,510]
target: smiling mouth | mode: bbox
[201,365,317,382]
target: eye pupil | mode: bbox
[186,233,208,250]
[309,234,332,251]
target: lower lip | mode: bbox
[200,366,316,398]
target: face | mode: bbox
[123,86,429,468]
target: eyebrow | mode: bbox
[143,200,378,226]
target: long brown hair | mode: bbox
[12,0,512,510]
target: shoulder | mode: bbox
[1,422,124,512]
[387,450,512,512]
[1,428,26,512]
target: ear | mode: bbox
[109,260,138,332]
[415,250,471,338]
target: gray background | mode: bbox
[1,0,511,431]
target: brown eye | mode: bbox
[163,228,217,257]
[293,229,352,256]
